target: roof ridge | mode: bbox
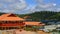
[0,13,25,21]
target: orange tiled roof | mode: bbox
[0,13,25,21]
[1,13,11,17]
[24,22,45,26]
[23,16,31,19]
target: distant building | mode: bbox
[0,13,45,30]
[0,13,25,30]
[24,21,45,26]
[44,25,57,31]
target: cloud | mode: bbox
[13,1,37,14]
[30,0,59,12]
[56,8,60,11]
[14,0,60,14]
[36,0,43,3]
[53,4,56,6]
[16,0,58,14]
[11,0,27,10]
[0,4,3,9]
[0,0,20,3]
[24,0,57,13]
[0,0,27,13]
[0,10,15,13]
[37,3,55,8]
[0,0,60,14]
[13,5,37,14]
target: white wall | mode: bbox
[44,25,57,30]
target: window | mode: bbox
[4,21,7,24]
[19,21,23,23]
[26,25,32,28]
[8,21,15,24]
[16,21,18,23]
[0,21,2,24]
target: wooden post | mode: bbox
[8,27,9,30]
[4,27,6,30]
[2,27,3,30]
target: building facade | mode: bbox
[0,13,45,30]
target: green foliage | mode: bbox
[23,26,39,31]
[0,11,60,21]
[0,12,5,16]
[17,11,60,21]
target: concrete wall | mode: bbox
[0,30,15,34]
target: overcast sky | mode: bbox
[0,0,60,14]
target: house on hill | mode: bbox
[0,13,25,30]
[0,13,45,30]
[25,21,45,26]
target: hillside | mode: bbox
[17,11,60,21]
[0,11,60,22]
[0,12,6,16]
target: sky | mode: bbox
[0,0,60,14]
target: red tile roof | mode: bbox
[0,13,45,26]
[24,22,45,26]
[0,13,25,21]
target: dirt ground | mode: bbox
[0,30,51,34]
[14,29,51,34]
[37,31,51,34]
[14,29,37,34]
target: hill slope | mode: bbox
[0,11,60,21]
[17,11,60,21]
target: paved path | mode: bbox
[0,30,37,34]
[0,30,52,34]
[14,30,37,34]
